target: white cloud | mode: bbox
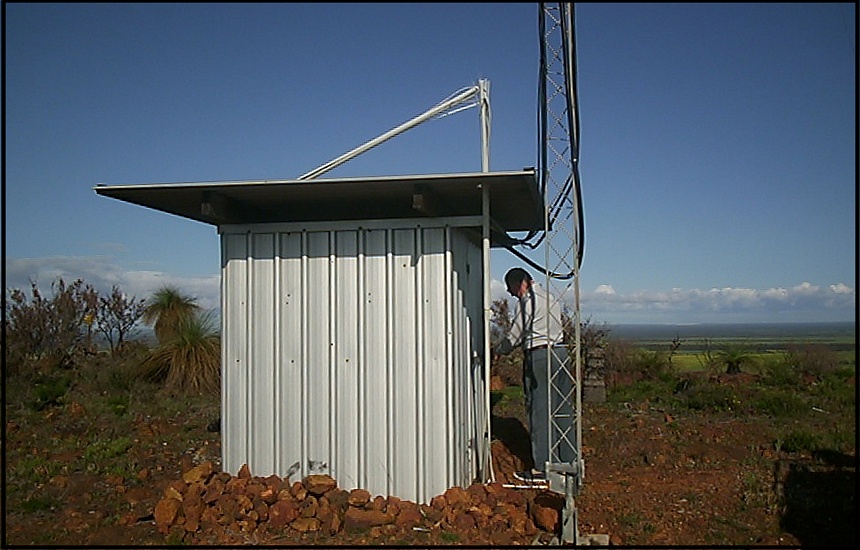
[6,257,855,325]
[4,256,220,312]
[830,283,853,294]
[581,282,855,324]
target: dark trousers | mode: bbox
[523,347,575,470]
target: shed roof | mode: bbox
[93,170,543,235]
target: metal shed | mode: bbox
[95,169,543,504]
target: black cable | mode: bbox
[504,3,584,279]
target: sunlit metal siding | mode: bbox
[220,217,485,504]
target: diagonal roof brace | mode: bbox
[298,82,484,181]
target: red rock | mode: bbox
[182,461,214,484]
[202,478,225,504]
[237,464,251,479]
[253,498,269,522]
[531,501,558,531]
[291,481,308,501]
[348,488,371,507]
[329,512,342,534]
[268,499,299,528]
[394,501,423,528]
[200,506,221,529]
[303,474,337,496]
[430,494,447,510]
[299,495,318,518]
[183,502,202,532]
[466,482,487,503]
[452,511,477,530]
[164,479,185,501]
[343,506,394,529]
[326,488,350,513]
[444,486,469,506]
[154,498,181,534]
[290,517,321,532]
[420,503,443,523]
[368,495,386,511]
[217,494,240,522]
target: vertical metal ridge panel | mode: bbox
[273,233,281,474]
[221,233,248,475]
[391,228,418,500]
[355,231,366,491]
[384,228,395,497]
[334,230,360,489]
[299,231,310,476]
[250,233,276,475]
[363,228,390,495]
[279,232,303,476]
[306,232,331,474]
[412,229,424,500]
[221,220,486,504]
[444,228,456,486]
[421,227,448,500]
[327,232,336,478]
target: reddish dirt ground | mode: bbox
[5,378,855,547]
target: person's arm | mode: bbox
[495,297,526,355]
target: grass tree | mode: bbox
[142,286,199,345]
[719,345,752,375]
[140,311,221,396]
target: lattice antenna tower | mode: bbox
[540,2,585,543]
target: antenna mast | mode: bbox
[538,2,585,544]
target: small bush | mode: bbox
[20,497,58,513]
[750,389,807,418]
[635,349,674,380]
[604,340,673,387]
[778,430,823,453]
[107,395,130,417]
[31,374,72,411]
[679,383,739,412]
[608,378,675,405]
[4,278,98,373]
[84,436,133,462]
[784,344,839,378]
[759,357,801,387]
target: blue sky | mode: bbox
[4,3,856,325]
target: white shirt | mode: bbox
[497,283,563,354]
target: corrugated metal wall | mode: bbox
[219,218,486,504]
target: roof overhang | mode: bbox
[94,170,544,236]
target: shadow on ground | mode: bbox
[490,413,535,472]
[779,450,856,547]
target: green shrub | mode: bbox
[759,357,801,387]
[13,455,63,481]
[31,374,72,411]
[608,378,675,405]
[778,430,822,453]
[84,436,133,462]
[20,496,59,513]
[750,389,807,418]
[107,395,130,417]
[635,349,674,380]
[785,343,839,377]
[679,383,739,412]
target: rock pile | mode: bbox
[153,461,564,545]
